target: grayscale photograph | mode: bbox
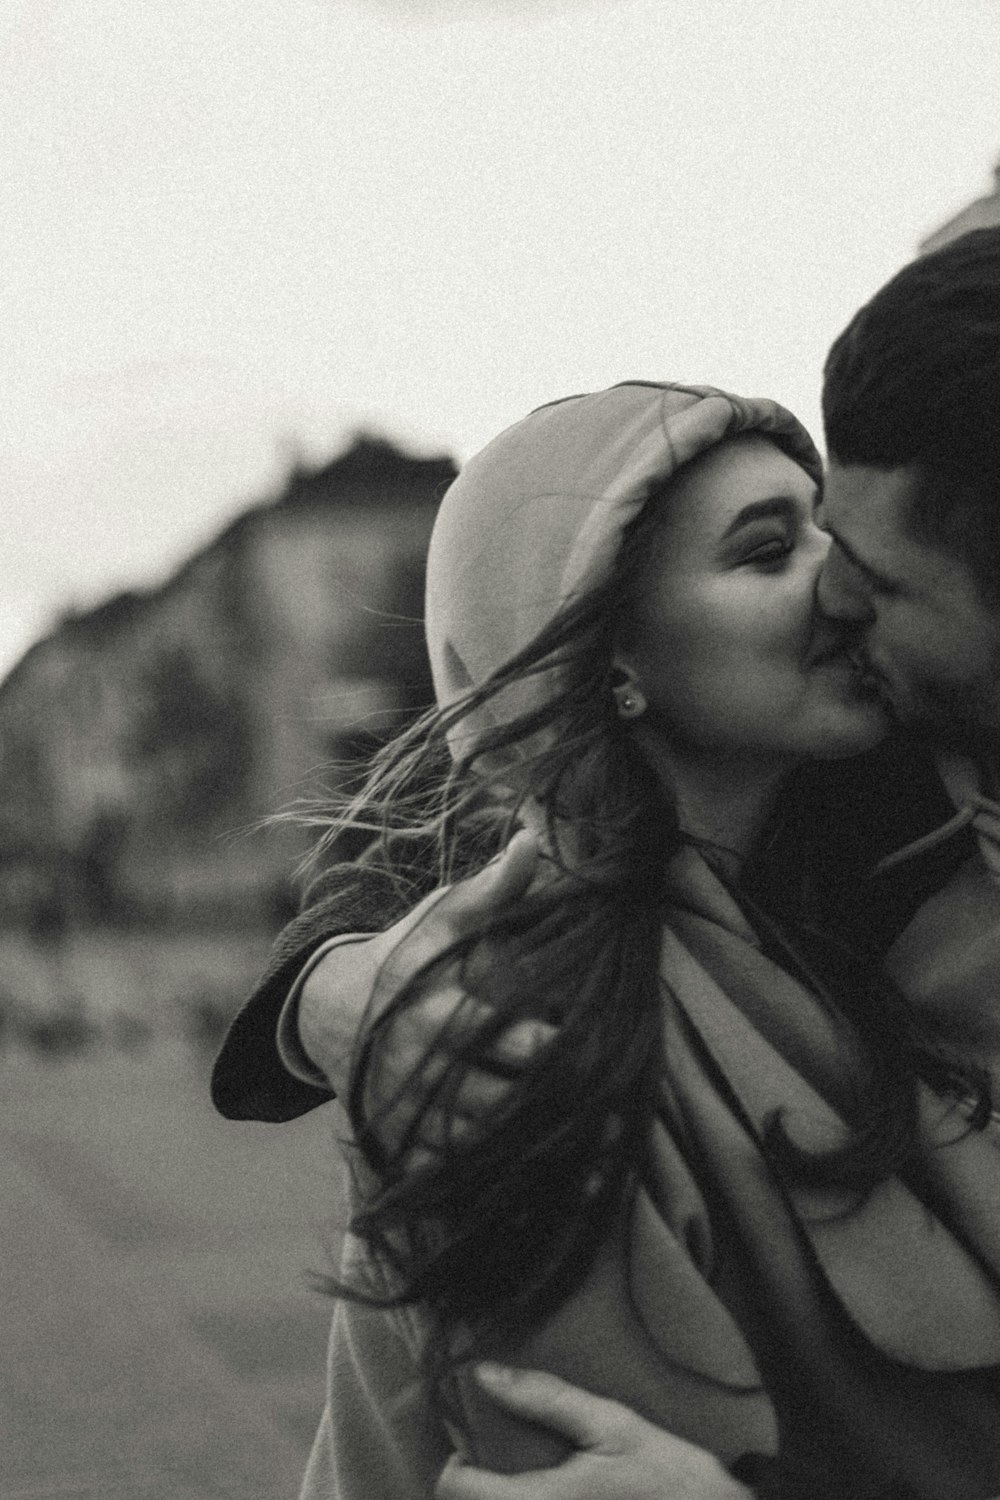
[2,2,1000,1496]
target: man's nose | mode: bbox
[816,544,876,623]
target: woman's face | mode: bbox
[618,435,889,767]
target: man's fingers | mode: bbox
[397,998,554,1076]
[397,1142,440,1176]
[393,983,491,1043]
[471,1365,635,1452]
[380,1022,554,1137]
[450,1066,515,1115]
[486,1017,557,1071]
[407,1066,513,1147]
[435,1453,559,1500]
[463,1368,753,1500]
[364,993,552,1158]
[389,1069,519,1155]
[369,990,552,1103]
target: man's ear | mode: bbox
[610,655,647,721]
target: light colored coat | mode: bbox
[301,849,1000,1500]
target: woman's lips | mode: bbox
[809,642,887,701]
[807,636,854,668]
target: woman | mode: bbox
[214,382,1000,1498]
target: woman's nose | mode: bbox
[816,543,876,622]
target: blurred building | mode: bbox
[0,437,455,929]
[920,155,1000,254]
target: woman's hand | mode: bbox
[297,831,556,1160]
[435,1365,753,1500]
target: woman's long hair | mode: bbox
[316,501,679,1388]
[308,479,990,1397]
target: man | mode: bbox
[212,226,1000,1498]
[817,227,1000,1076]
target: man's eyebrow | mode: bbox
[822,520,900,590]
[720,497,798,540]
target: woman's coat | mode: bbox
[253,847,1000,1500]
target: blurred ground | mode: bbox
[0,1033,349,1499]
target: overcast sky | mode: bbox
[2,0,998,679]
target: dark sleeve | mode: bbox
[210,862,416,1123]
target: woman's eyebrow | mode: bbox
[720,496,797,539]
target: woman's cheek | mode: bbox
[763,573,817,650]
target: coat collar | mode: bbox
[662,845,760,944]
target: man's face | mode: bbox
[817,462,1000,750]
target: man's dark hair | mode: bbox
[823,226,1000,598]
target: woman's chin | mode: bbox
[803,657,893,757]
[809,700,892,759]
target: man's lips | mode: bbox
[808,631,873,674]
[844,646,878,681]
[843,648,896,707]
[808,638,856,668]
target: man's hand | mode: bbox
[435,1365,753,1500]
[297,831,555,1159]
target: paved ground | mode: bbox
[0,1039,350,1500]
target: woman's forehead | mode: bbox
[654,435,816,541]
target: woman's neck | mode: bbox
[643,739,794,867]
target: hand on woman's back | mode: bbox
[434,1365,754,1500]
[298,831,556,1163]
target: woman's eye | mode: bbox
[743,539,792,568]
